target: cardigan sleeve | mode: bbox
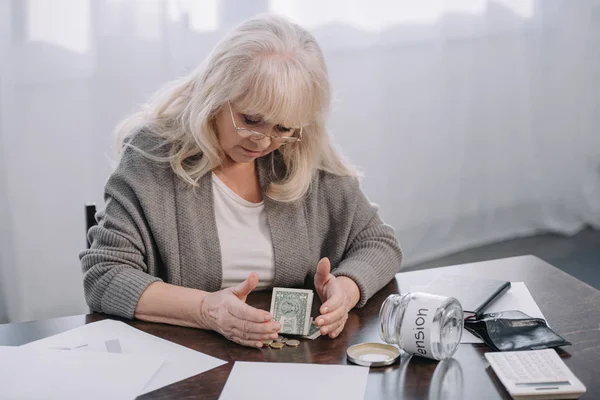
[330,179,403,308]
[79,138,164,319]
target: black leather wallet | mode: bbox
[464,310,571,351]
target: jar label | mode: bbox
[399,294,447,359]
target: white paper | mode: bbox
[219,362,369,400]
[45,338,124,353]
[0,346,162,400]
[22,319,227,394]
[408,282,545,343]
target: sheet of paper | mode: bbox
[22,319,227,394]
[45,338,118,353]
[0,346,162,400]
[408,282,545,343]
[219,361,369,400]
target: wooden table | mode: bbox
[1,255,598,399]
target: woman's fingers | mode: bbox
[229,299,272,323]
[229,326,280,342]
[316,297,346,328]
[229,336,264,348]
[329,314,348,338]
[315,288,347,335]
[319,288,345,315]
[319,311,346,335]
[224,299,280,341]
[230,314,280,335]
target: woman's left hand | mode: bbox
[313,257,359,339]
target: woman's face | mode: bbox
[214,102,296,165]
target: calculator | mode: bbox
[485,349,586,399]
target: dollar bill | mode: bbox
[270,287,313,336]
[301,320,321,340]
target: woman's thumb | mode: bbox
[316,257,331,279]
[232,272,259,298]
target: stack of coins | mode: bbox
[274,335,287,343]
[263,335,301,349]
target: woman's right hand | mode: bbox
[200,272,280,348]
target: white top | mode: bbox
[212,173,275,290]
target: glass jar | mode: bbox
[379,292,464,360]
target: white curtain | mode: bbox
[1,0,599,323]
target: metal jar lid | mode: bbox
[346,342,401,367]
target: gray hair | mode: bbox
[116,13,356,202]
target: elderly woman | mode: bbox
[80,14,403,348]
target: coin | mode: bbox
[285,339,300,347]
[274,335,288,343]
[269,342,285,349]
[262,340,273,346]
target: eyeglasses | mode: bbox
[227,101,302,144]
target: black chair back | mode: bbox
[85,204,97,249]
